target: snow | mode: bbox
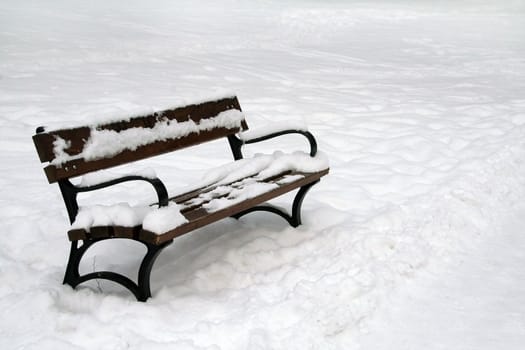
[79,168,157,187]
[355,206,525,350]
[202,182,279,213]
[39,92,239,132]
[275,174,305,185]
[1,0,525,349]
[238,120,308,141]
[71,203,151,231]
[71,149,323,233]
[142,203,188,235]
[195,151,328,190]
[71,202,188,235]
[51,109,245,165]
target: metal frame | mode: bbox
[58,176,169,224]
[232,180,319,227]
[227,129,318,160]
[63,238,172,301]
[58,176,170,301]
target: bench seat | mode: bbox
[68,167,328,245]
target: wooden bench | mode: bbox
[32,96,329,301]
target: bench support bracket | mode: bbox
[232,180,320,227]
[63,238,173,302]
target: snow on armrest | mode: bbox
[79,168,158,187]
[254,151,329,179]
[71,202,188,234]
[238,120,308,141]
[236,120,318,157]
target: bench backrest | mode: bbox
[33,96,247,183]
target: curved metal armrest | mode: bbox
[230,130,318,160]
[59,176,169,224]
[74,176,169,207]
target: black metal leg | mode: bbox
[137,241,172,301]
[290,180,319,227]
[63,240,91,286]
[233,205,295,226]
[62,238,172,302]
[232,180,320,228]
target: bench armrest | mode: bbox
[229,129,318,160]
[75,176,169,207]
[59,176,169,224]
[243,130,318,157]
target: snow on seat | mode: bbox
[68,151,329,245]
[32,95,329,301]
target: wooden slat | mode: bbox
[43,126,242,183]
[33,96,248,183]
[33,96,245,163]
[33,127,90,163]
[68,226,140,241]
[141,169,329,245]
[174,171,295,213]
[169,171,293,206]
[67,169,329,244]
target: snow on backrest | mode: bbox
[33,96,247,183]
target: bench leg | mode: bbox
[63,238,172,301]
[232,180,320,228]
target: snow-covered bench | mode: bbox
[32,96,329,301]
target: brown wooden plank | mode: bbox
[175,171,295,213]
[67,171,297,241]
[68,225,141,241]
[140,169,329,245]
[33,96,247,165]
[33,127,90,163]
[68,228,88,241]
[170,171,294,206]
[43,126,242,183]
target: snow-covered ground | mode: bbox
[356,205,525,350]
[1,0,525,349]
